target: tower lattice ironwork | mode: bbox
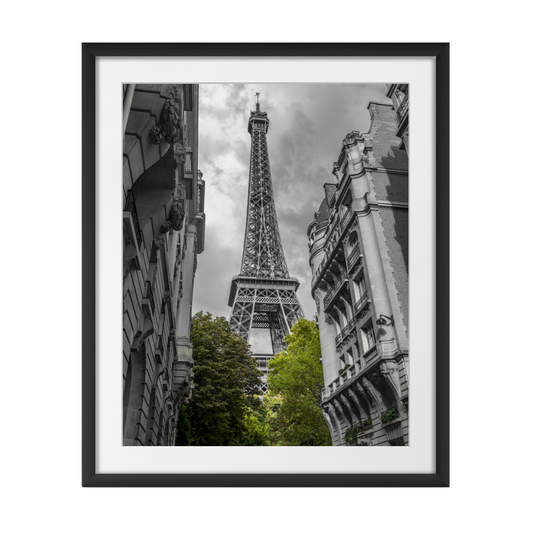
[228,97,304,359]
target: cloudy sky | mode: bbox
[192,83,391,352]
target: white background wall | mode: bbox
[1,1,531,532]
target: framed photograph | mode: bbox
[82,43,449,487]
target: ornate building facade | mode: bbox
[122,84,205,446]
[307,100,409,446]
[386,84,409,155]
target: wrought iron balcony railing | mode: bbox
[346,243,361,270]
[124,190,143,245]
[396,93,409,126]
[311,210,353,288]
[334,315,357,347]
[354,291,369,317]
[323,271,347,309]
[340,208,352,230]
[335,331,342,346]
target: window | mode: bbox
[345,347,354,365]
[361,323,376,353]
[353,276,366,301]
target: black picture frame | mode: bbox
[82,42,449,487]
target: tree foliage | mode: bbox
[178,312,262,446]
[266,318,331,446]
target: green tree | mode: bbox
[240,406,269,446]
[266,318,331,446]
[174,404,191,445]
[180,312,262,446]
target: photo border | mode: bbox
[82,42,449,487]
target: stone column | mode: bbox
[315,289,338,387]
[310,223,340,388]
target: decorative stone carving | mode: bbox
[356,382,373,411]
[348,388,368,420]
[325,403,337,422]
[358,308,370,320]
[332,399,344,422]
[161,199,185,234]
[154,235,166,250]
[357,432,373,446]
[332,162,342,184]
[343,131,359,147]
[181,381,192,405]
[362,377,385,414]
[150,85,182,145]
[380,361,402,404]
[173,142,187,165]
[340,393,356,426]
[401,396,409,412]
[322,410,333,432]
[123,242,140,279]
[131,305,153,351]
[168,328,176,341]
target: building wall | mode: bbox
[308,100,409,447]
[122,84,205,446]
[385,84,409,155]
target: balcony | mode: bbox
[339,322,350,341]
[354,291,369,317]
[362,345,378,365]
[396,92,409,128]
[340,208,353,231]
[339,363,356,385]
[323,271,347,309]
[312,211,358,290]
[335,331,343,346]
[335,315,357,347]
[346,243,361,271]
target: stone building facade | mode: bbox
[386,84,409,155]
[307,101,409,446]
[122,84,205,446]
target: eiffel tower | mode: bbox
[228,95,304,366]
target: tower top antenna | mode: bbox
[255,92,260,111]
